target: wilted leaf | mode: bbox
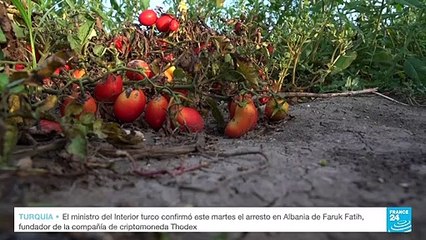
[35,51,73,79]
[79,112,96,125]
[38,95,58,113]
[101,122,144,144]
[64,102,83,117]
[236,59,259,88]
[8,94,23,124]
[331,51,357,75]
[206,97,225,130]
[404,57,426,83]
[12,23,25,39]
[67,135,87,159]
[0,122,18,165]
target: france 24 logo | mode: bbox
[387,207,412,233]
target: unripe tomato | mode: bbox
[164,66,176,83]
[169,19,179,32]
[265,98,290,121]
[144,95,168,131]
[139,10,158,26]
[126,60,153,80]
[114,89,147,123]
[94,74,123,102]
[156,14,173,32]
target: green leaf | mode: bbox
[404,57,426,83]
[93,45,106,57]
[140,0,150,10]
[0,28,6,43]
[78,20,95,42]
[67,135,87,159]
[10,0,32,31]
[206,97,225,131]
[64,0,75,8]
[0,73,8,92]
[394,0,426,8]
[12,23,25,39]
[331,51,357,75]
[173,68,187,82]
[372,50,394,65]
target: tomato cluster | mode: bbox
[32,7,290,138]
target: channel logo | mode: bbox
[387,207,412,233]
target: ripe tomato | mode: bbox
[72,69,86,79]
[265,98,290,121]
[169,19,179,32]
[267,43,275,55]
[15,64,25,71]
[60,94,97,117]
[94,74,123,102]
[144,95,168,131]
[174,107,205,132]
[53,64,71,76]
[113,35,129,53]
[163,53,175,63]
[114,89,147,123]
[126,60,153,80]
[234,21,242,35]
[139,9,158,26]
[39,119,62,134]
[225,97,258,138]
[156,14,173,32]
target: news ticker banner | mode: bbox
[14,207,412,233]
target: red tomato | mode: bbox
[163,53,175,63]
[126,60,153,80]
[169,19,179,32]
[114,89,147,123]
[39,119,62,134]
[139,9,158,26]
[94,74,123,102]
[15,64,25,71]
[175,107,205,132]
[144,95,169,131]
[234,21,242,34]
[225,96,258,138]
[156,14,173,32]
[60,94,97,117]
[113,35,129,53]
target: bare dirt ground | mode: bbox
[1,95,425,240]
